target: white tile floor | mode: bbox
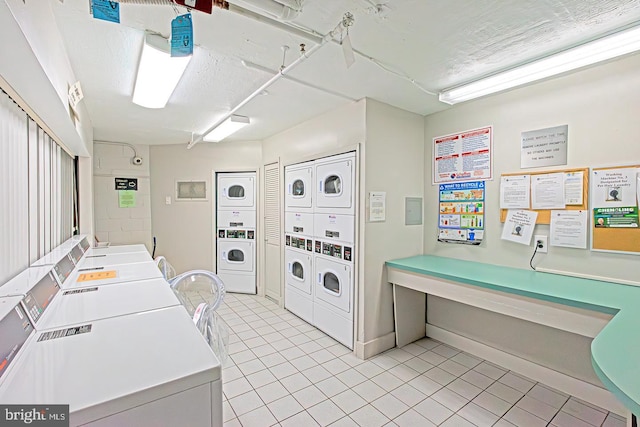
[217,294,626,427]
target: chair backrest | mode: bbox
[192,302,229,363]
[154,256,176,281]
[169,270,226,315]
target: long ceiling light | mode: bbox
[132,32,192,109]
[439,25,640,105]
[203,115,250,142]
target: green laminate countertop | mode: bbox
[386,255,640,416]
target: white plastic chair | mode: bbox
[170,270,228,362]
[154,256,176,281]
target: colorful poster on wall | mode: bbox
[438,181,485,245]
[433,126,493,184]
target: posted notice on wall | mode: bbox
[531,172,566,210]
[521,125,568,168]
[500,175,530,209]
[591,168,637,208]
[550,210,588,249]
[564,171,584,205]
[368,191,386,222]
[438,181,485,245]
[119,190,136,208]
[433,126,492,184]
[501,210,538,245]
[591,168,639,228]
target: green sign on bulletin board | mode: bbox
[119,190,136,208]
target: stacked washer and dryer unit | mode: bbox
[285,152,356,349]
[216,172,257,294]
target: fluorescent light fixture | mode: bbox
[132,33,192,109]
[203,115,250,142]
[439,25,640,105]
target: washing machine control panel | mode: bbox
[218,229,255,239]
[285,234,313,251]
[315,240,353,262]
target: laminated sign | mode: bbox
[92,0,120,23]
[171,14,193,57]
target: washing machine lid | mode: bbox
[62,261,164,290]
[85,244,149,257]
[76,251,152,269]
[0,306,220,425]
[0,266,55,298]
[36,278,180,330]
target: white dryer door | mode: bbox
[315,155,354,209]
[285,249,312,295]
[218,241,254,272]
[314,256,351,313]
[285,163,313,210]
[217,174,255,208]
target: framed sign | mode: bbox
[176,181,207,201]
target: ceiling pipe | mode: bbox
[187,16,349,149]
[227,0,300,21]
[227,4,322,44]
[241,59,358,101]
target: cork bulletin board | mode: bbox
[500,167,589,225]
[591,165,640,254]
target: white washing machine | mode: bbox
[217,172,256,210]
[313,241,354,349]
[60,260,164,290]
[0,296,34,380]
[0,266,55,297]
[285,160,314,212]
[284,233,314,323]
[0,303,222,427]
[76,251,152,269]
[85,243,149,257]
[30,277,180,331]
[315,152,356,215]
[31,237,91,267]
[217,228,256,294]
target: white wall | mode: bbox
[424,53,640,281]
[93,142,152,250]
[361,99,424,348]
[1,0,93,156]
[149,141,262,274]
[422,53,640,388]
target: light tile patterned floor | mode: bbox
[217,294,626,427]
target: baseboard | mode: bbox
[426,324,626,416]
[355,331,396,359]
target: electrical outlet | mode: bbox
[535,235,548,253]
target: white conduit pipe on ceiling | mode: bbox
[227,0,301,21]
[187,17,346,149]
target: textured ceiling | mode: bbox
[51,0,640,145]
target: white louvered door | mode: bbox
[264,162,281,303]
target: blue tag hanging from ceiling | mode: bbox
[171,13,193,57]
[91,0,120,24]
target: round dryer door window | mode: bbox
[228,185,245,198]
[292,261,304,280]
[324,175,342,195]
[323,272,340,294]
[228,249,245,262]
[292,179,305,196]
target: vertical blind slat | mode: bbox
[0,90,76,283]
